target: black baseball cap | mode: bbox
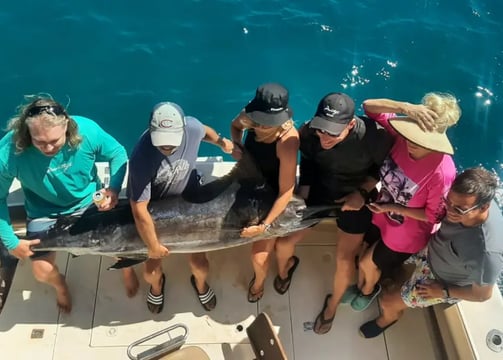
[310,93,356,135]
[244,83,293,126]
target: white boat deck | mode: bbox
[2,159,502,359]
[0,220,442,360]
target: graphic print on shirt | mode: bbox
[153,158,190,198]
[47,162,73,175]
[377,156,420,225]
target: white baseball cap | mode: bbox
[150,102,185,147]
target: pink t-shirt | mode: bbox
[367,111,456,253]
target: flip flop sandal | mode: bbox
[247,274,264,303]
[313,294,335,335]
[190,275,217,311]
[146,273,165,314]
[273,255,300,295]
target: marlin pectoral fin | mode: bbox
[107,257,147,270]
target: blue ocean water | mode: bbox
[1,1,502,289]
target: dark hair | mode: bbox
[451,167,498,206]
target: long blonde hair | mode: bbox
[7,96,82,153]
[240,115,294,143]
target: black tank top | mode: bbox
[244,130,280,193]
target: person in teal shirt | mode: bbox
[0,97,129,313]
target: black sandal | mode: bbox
[247,274,264,303]
[359,319,397,338]
[146,273,165,314]
[313,294,335,335]
[273,256,300,295]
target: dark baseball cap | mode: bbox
[244,83,293,126]
[310,93,356,135]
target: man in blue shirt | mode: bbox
[127,102,233,313]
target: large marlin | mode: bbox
[32,152,337,269]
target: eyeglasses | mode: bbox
[442,196,480,215]
[316,129,340,137]
[27,105,65,117]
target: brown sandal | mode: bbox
[313,294,335,335]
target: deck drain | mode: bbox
[487,329,503,353]
[31,329,45,339]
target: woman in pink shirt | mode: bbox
[348,93,461,313]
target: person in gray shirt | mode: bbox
[127,102,233,314]
[359,167,503,338]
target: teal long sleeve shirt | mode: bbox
[0,116,128,250]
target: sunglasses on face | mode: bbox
[27,105,65,117]
[252,122,275,129]
[442,196,480,215]
[316,129,340,137]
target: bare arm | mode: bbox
[230,112,248,160]
[202,125,233,154]
[129,199,169,258]
[367,202,428,221]
[336,176,380,211]
[363,99,414,114]
[447,283,494,302]
[262,135,299,225]
[363,98,437,131]
[230,112,247,143]
[417,281,494,302]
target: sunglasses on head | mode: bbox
[27,105,65,117]
[442,196,480,215]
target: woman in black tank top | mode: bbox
[230,83,299,303]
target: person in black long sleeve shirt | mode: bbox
[273,93,393,335]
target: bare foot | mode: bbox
[55,277,72,313]
[122,268,139,298]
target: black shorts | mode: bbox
[307,188,376,235]
[363,224,411,277]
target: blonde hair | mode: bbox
[240,115,294,143]
[422,92,461,132]
[7,96,82,153]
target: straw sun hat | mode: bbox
[389,117,455,155]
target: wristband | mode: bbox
[442,285,450,298]
[260,222,272,232]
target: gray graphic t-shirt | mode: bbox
[127,116,205,201]
[428,201,503,286]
